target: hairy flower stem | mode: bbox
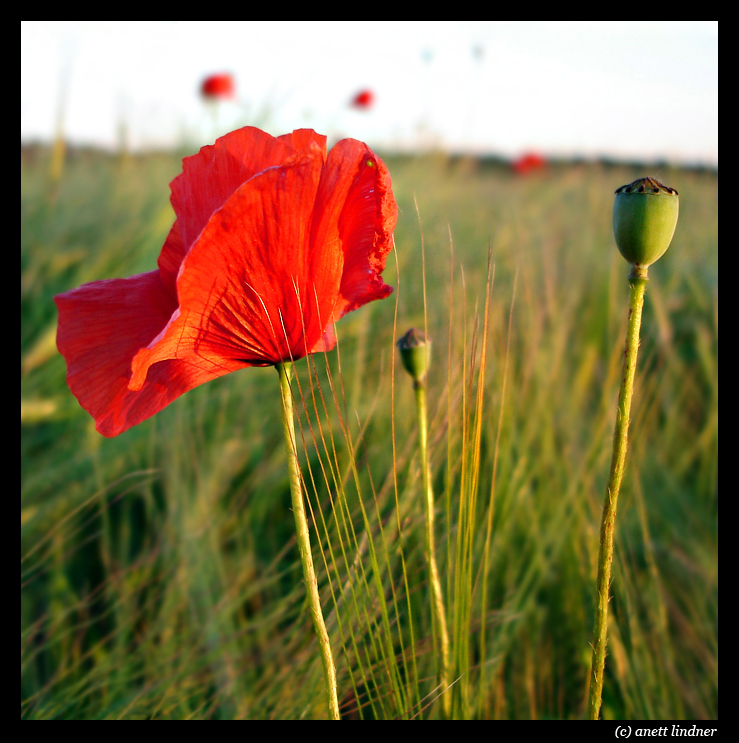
[277,362,340,721]
[414,378,452,718]
[588,269,649,720]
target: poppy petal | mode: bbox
[55,271,246,437]
[310,139,397,324]
[171,127,302,253]
[129,142,329,390]
[310,324,337,354]
[158,129,327,294]
[156,220,185,298]
[277,129,328,158]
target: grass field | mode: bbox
[21,142,718,720]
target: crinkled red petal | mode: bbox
[129,142,337,389]
[55,272,245,437]
[311,138,397,324]
[170,127,327,255]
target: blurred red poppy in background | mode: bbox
[512,152,547,175]
[350,89,375,110]
[55,127,397,437]
[201,73,236,100]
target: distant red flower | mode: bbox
[350,89,375,109]
[55,127,397,437]
[201,73,235,100]
[512,152,546,175]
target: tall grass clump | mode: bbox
[22,144,717,719]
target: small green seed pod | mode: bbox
[613,177,679,271]
[397,328,431,384]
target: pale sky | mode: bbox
[21,21,718,166]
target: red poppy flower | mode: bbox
[201,73,236,100]
[55,127,397,437]
[350,89,375,109]
[512,152,546,175]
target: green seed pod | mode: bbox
[613,177,679,271]
[397,328,431,383]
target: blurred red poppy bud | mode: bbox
[351,89,375,109]
[201,73,236,100]
[512,152,546,175]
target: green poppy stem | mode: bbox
[414,377,452,717]
[588,269,649,720]
[276,361,340,720]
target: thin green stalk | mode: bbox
[414,377,452,718]
[276,361,340,721]
[588,269,649,720]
